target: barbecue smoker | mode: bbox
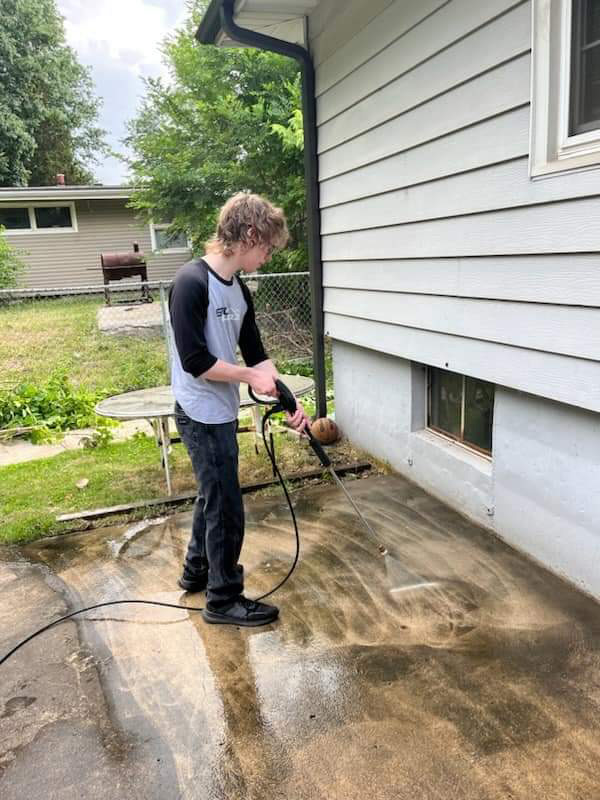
[100,242,152,305]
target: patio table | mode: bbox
[95,374,314,495]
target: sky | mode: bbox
[56,0,188,185]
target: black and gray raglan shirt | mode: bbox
[168,258,268,423]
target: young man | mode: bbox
[169,192,310,627]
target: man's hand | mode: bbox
[286,401,310,433]
[253,359,278,381]
[248,368,277,397]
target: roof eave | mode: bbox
[0,187,132,202]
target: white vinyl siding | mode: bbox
[309,0,600,415]
[318,53,531,179]
[326,314,600,413]
[2,199,190,288]
[316,0,530,139]
[323,256,600,305]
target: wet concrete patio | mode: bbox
[1,473,599,799]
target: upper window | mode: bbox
[570,0,600,134]
[150,222,190,253]
[0,207,30,230]
[0,203,77,234]
[531,0,600,176]
[427,367,494,456]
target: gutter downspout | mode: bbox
[210,0,327,418]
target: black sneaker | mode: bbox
[202,596,279,627]
[177,568,208,593]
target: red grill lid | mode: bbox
[101,252,145,268]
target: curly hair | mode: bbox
[205,192,289,256]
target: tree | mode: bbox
[125,1,306,272]
[0,0,107,186]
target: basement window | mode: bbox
[427,367,494,456]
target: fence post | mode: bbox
[159,282,172,382]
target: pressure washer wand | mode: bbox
[253,380,387,555]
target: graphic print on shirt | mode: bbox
[215,306,241,321]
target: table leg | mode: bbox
[160,417,173,496]
[251,405,261,454]
[152,418,173,496]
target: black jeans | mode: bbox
[174,403,244,607]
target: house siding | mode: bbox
[308,0,600,598]
[309,0,600,414]
[2,198,190,288]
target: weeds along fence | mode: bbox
[0,272,313,436]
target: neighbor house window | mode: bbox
[150,222,190,252]
[0,203,76,233]
[0,207,30,230]
[428,368,494,455]
[531,0,600,175]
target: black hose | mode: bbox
[0,406,301,667]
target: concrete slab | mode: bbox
[96,303,163,335]
[0,420,155,467]
[1,474,599,799]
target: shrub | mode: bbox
[0,226,25,289]
[0,372,101,441]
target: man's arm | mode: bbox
[237,279,269,368]
[169,271,217,377]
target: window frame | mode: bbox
[568,0,600,135]
[530,0,600,177]
[426,367,494,459]
[149,222,190,254]
[0,202,78,235]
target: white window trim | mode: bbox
[530,0,600,177]
[0,201,78,234]
[149,222,191,254]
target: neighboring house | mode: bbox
[0,184,191,288]
[198,1,600,598]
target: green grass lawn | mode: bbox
[0,295,341,545]
[0,422,364,545]
[0,295,168,394]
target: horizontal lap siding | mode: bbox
[309,0,600,409]
[318,54,530,180]
[317,0,530,144]
[323,257,600,305]
[323,289,600,360]
[309,0,395,68]
[321,158,600,232]
[324,313,600,413]
[319,106,530,207]
[321,198,600,259]
[315,0,448,96]
[4,200,189,288]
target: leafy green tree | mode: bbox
[0,0,107,186]
[0,227,25,288]
[125,1,306,272]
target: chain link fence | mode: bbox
[0,272,312,436]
